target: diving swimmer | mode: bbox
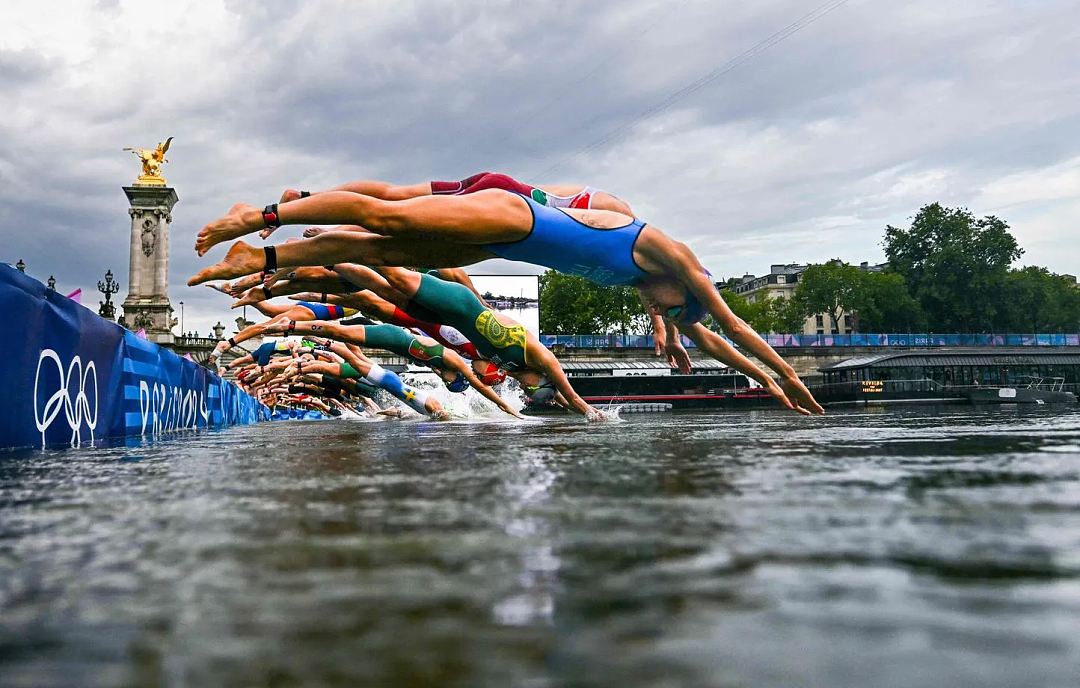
[190,189,823,414]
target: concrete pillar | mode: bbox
[121,186,179,345]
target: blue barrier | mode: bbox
[2,264,268,450]
[539,332,1080,349]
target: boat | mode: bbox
[968,376,1078,405]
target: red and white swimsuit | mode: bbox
[431,172,603,209]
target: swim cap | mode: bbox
[680,269,713,325]
[679,290,708,324]
[525,375,557,402]
[478,362,507,386]
[445,372,470,393]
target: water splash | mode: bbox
[400,371,528,421]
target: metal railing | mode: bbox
[540,333,1080,350]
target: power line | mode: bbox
[532,0,853,180]
[490,0,690,152]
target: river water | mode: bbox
[3,406,1080,687]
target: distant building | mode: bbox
[722,262,887,335]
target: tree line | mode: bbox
[538,203,1080,335]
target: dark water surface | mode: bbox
[3,407,1080,687]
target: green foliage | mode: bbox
[997,267,1080,332]
[884,203,1022,331]
[715,290,802,334]
[538,271,651,335]
[851,271,926,333]
[789,260,862,331]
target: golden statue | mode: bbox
[123,137,173,186]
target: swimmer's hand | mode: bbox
[430,409,452,421]
[661,337,692,374]
[586,408,611,422]
[779,376,825,415]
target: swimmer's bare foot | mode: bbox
[279,188,303,204]
[204,283,232,296]
[196,204,264,256]
[263,268,298,290]
[230,286,269,309]
[188,241,264,286]
[261,318,293,335]
[303,226,329,238]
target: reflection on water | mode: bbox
[3,406,1080,687]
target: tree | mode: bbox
[538,271,651,334]
[789,260,863,332]
[852,271,925,333]
[997,267,1080,332]
[715,290,797,334]
[884,203,1022,332]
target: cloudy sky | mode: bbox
[3,0,1079,337]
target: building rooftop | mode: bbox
[820,348,1080,372]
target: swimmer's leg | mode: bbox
[195,189,530,255]
[188,236,492,286]
[363,363,443,417]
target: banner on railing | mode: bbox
[1,264,268,450]
[539,332,1080,349]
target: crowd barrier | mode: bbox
[539,333,1080,349]
[1,264,268,450]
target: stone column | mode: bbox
[121,185,179,345]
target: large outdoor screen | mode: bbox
[468,274,540,337]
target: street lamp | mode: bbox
[47,276,56,290]
[98,269,119,321]
[179,301,185,336]
[15,259,25,273]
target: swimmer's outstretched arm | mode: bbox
[679,324,807,415]
[442,350,525,420]
[227,353,255,369]
[648,241,823,415]
[526,343,602,419]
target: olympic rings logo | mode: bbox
[33,349,99,446]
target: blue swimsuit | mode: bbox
[484,193,651,287]
[253,341,291,366]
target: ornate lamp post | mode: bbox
[98,269,120,321]
[15,259,25,273]
[47,276,56,290]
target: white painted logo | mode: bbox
[33,349,98,446]
[138,381,208,436]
